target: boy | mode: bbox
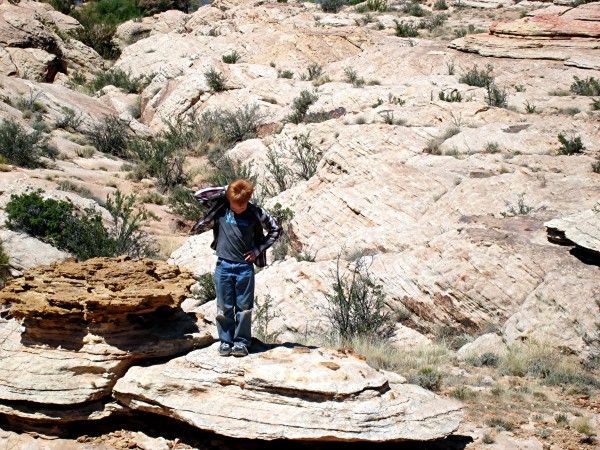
[192,180,281,357]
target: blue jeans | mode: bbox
[214,258,254,347]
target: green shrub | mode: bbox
[525,101,538,114]
[557,133,585,155]
[402,2,428,16]
[0,119,58,168]
[277,69,294,79]
[407,368,443,391]
[55,107,83,131]
[570,76,600,96]
[324,255,394,341]
[394,20,419,37]
[218,104,264,147]
[501,193,534,217]
[434,0,448,10]
[303,63,323,81]
[253,294,282,343]
[286,90,318,124]
[459,64,494,87]
[439,89,462,102]
[365,0,388,11]
[0,240,10,289]
[204,67,227,92]
[592,161,600,173]
[321,0,346,13]
[208,156,258,188]
[222,50,241,64]
[168,186,204,221]
[191,273,216,305]
[486,417,514,432]
[591,98,600,110]
[268,203,295,261]
[85,115,131,158]
[88,69,148,93]
[450,386,477,400]
[69,24,121,60]
[486,83,508,108]
[419,13,448,31]
[557,107,580,116]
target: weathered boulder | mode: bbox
[449,3,600,69]
[545,201,600,256]
[114,343,463,442]
[0,257,213,422]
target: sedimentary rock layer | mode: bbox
[114,343,463,442]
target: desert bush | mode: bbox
[450,386,477,401]
[57,179,93,198]
[69,24,120,60]
[218,104,264,146]
[88,69,147,93]
[343,67,365,87]
[104,190,156,258]
[277,69,294,79]
[204,67,227,92]
[500,193,533,217]
[208,156,258,188]
[321,0,346,13]
[418,13,447,31]
[459,64,494,87]
[591,99,600,110]
[191,273,216,305]
[324,254,394,342]
[592,161,600,174]
[407,368,443,391]
[402,1,428,16]
[0,240,10,289]
[557,133,585,155]
[254,294,282,343]
[4,190,112,261]
[486,417,515,432]
[55,107,83,131]
[570,76,600,96]
[486,83,508,108]
[265,146,293,197]
[168,186,204,221]
[0,119,58,168]
[525,101,538,114]
[303,63,323,81]
[394,20,419,37]
[222,50,241,64]
[557,107,580,116]
[434,0,448,9]
[439,89,462,102]
[287,90,318,124]
[266,203,295,261]
[85,115,131,158]
[365,0,388,11]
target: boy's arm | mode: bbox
[252,207,282,256]
[190,186,227,234]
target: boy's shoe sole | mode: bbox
[231,344,249,357]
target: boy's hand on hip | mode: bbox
[244,251,256,262]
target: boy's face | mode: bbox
[230,201,248,214]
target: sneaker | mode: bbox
[218,342,232,356]
[231,342,249,357]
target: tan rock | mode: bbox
[457,333,507,358]
[114,343,463,441]
[0,257,214,422]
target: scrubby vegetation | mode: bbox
[459,64,495,88]
[85,115,131,158]
[4,190,155,260]
[0,119,58,168]
[286,90,319,124]
[88,69,150,94]
[0,240,9,289]
[570,76,600,96]
[321,0,346,13]
[557,133,585,155]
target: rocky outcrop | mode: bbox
[0,0,104,81]
[545,201,600,257]
[449,3,600,69]
[114,343,463,442]
[0,257,213,422]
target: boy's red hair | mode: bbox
[226,179,254,204]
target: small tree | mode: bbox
[324,254,394,342]
[0,119,58,168]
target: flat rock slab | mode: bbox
[545,201,600,255]
[114,343,463,442]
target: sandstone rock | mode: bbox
[450,3,600,68]
[114,343,463,441]
[0,229,71,272]
[457,333,507,358]
[544,201,600,256]
[0,257,213,422]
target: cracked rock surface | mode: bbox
[114,343,463,442]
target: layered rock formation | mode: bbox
[0,257,213,422]
[450,3,600,69]
[0,0,105,81]
[114,343,463,442]
[545,200,600,256]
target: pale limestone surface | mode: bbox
[457,333,507,358]
[114,343,463,442]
